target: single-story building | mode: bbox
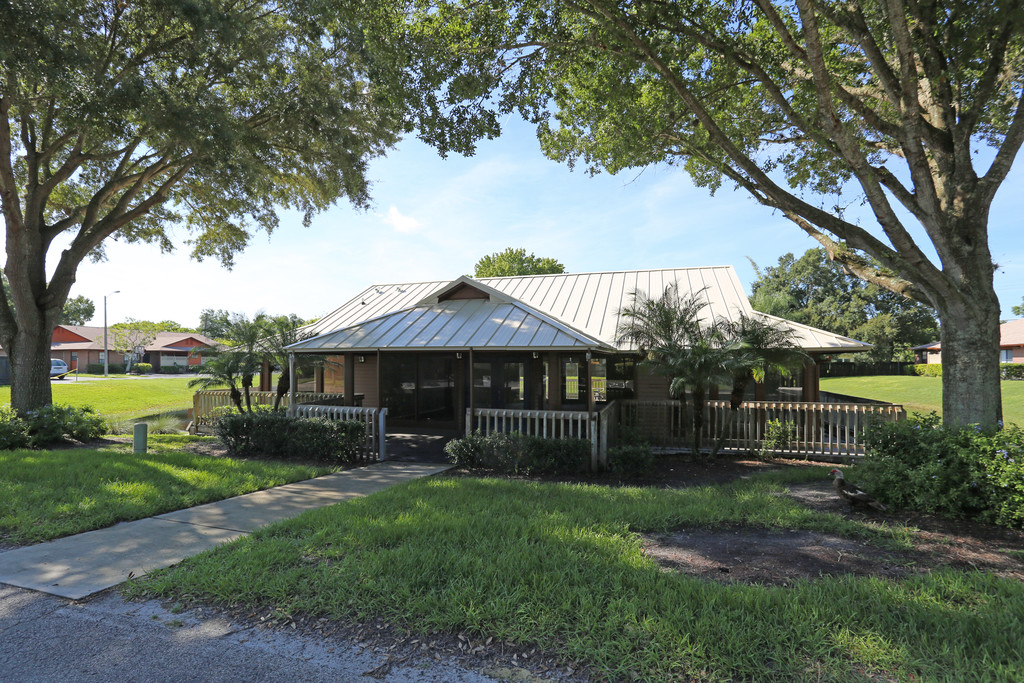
[913,318,1024,364]
[282,267,869,433]
[44,326,221,372]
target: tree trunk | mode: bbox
[274,369,289,410]
[691,385,706,463]
[938,300,1002,427]
[8,322,54,412]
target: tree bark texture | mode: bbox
[939,297,1003,427]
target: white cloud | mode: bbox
[383,205,422,234]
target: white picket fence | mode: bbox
[467,408,604,469]
[620,399,906,457]
[293,404,388,462]
[192,390,345,427]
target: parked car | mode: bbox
[50,359,69,378]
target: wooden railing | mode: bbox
[192,390,345,427]
[468,408,603,469]
[620,399,905,457]
[293,405,388,462]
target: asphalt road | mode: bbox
[0,585,498,683]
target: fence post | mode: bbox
[599,408,609,469]
[377,408,388,461]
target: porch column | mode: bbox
[287,353,297,416]
[343,353,355,406]
[259,360,272,392]
[801,355,821,402]
[314,366,325,393]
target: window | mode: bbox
[590,358,607,402]
[1000,348,1013,363]
[564,361,580,401]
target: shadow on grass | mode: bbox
[129,475,1024,681]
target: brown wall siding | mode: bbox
[635,365,670,401]
[51,349,124,370]
[354,355,378,407]
[323,355,346,392]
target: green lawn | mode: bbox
[128,471,1024,682]
[0,376,198,420]
[821,375,1024,426]
[0,435,331,545]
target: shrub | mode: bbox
[0,405,29,449]
[444,431,590,475]
[857,413,1024,528]
[759,419,797,460]
[132,362,153,375]
[215,410,366,463]
[11,404,107,448]
[1001,363,1024,380]
[913,364,942,377]
[86,362,125,374]
[521,436,591,475]
[608,443,655,476]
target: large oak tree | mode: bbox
[0,0,457,411]
[415,0,1024,426]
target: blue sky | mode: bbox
[73,117,1024,328]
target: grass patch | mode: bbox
[0,435,332,545]
[0,376,198,420]
[123,470,1024,681]
[821,375,1024,426]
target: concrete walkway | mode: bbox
[0,462,451,600]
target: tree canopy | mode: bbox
[750,249,939,362]
[57,296,96,326]
[0,0,464,411]
[474,248,565,277]
[1013,298,1024,319]
[414,0,1024,426]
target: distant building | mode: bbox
[0,325,221,373]
[913,318,1024,364]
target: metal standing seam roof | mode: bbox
[294,267,870,354]
[289,298,613,353]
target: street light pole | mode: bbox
[103,290,120,377]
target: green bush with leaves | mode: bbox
[215,410,366,463]
[0,404,106,449]
[857,413,1024,528]
[0,405,29,449]
[759,419,797,460]
[444,431,590,475]
[132,362,153,375]
[607,443,656,476]
[913,364,943,377]
[1001,363,1024,380]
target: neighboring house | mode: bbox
[45,326,221,372]
[913,318,1024,364]
[282,267,869,432]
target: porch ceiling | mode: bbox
[286,298,616,354]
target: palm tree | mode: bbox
[617,284,739,462]
[710,314,808,457]
[222,314,269,412]
[259,316,319,410]
[188,353,246,413]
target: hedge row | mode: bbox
[215,409,366,463]
[912,363,1024,380]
